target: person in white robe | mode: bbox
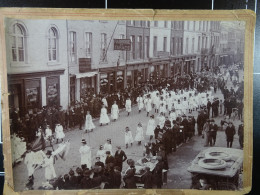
[79,139,92,169]
[96,145,106,164]
[42,150,56,181]
[153,94,160,113]
[102,96,108,107]
[85,111,95,132]
[125,127,134,148]
[45,125,53,148]
[99,105,110,126]
[135,122,144,145]
[55,124,65,144]
[146,115,156,140]
[136,95,144,113]
[157,112,166,129]
[104,139,113,155]
[145,96,152,117]
[159,103,166,116]
[125,97,132,116]
[111,101,119,121]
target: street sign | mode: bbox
[114,39,131,51]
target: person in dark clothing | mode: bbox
[114,146,127,172]
[181,114,189,143]
[113,166,122,188]
[142,167,153,189]
[105,151,115,167]
[80,170,93,189]
[225,122,236,148]
[95,156,105,169]
[154,125,160,140]
[75,167,84,188]
[171,120,178,152]
[153,156,163,189]
[63,174,72,189]
[123,159,136,189]
[209,119,218,146]
[207,99,212,118]
[69,169,78,189]
[238,121,244,149]
[196,110,204,136]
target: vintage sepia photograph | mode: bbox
[5,17,246,191]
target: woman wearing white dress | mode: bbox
[159,103,166,116]
[55,124,65,144]
[145,96,152,117]
[85,111,95,132]
[99,105,110,126]
[96,145,106,164]
[111,101,119,121]
[125,127,134,148]
[104,138,113,155]
[102,96,108,108]
[42,150,56,182]
[157,112,166,129]
[125,97,132,116]
[135,122,144,145]
[136,95,144,113]
[79,139,92,169]
[146,115,156,140]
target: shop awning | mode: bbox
[75,71,98,79]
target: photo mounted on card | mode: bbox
[0,8,254,194]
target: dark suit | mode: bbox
[114,150,127,172]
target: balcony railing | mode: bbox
[201,48,209,54]
[154,51,170,58]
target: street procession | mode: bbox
[6,19,245,190]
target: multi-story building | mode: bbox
[149,21,171,81]
[170,21,184,76]
[6,19,69,113]
[67,20,127,100]
[125,20,150,88]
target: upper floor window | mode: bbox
[163,37,167,52]
[154,21,158,27]
[47,27,58,62]
[85,32,92,57]
[11,23,26,62]
[69,31,77,64]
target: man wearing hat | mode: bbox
[79,139,92,170]
[114,146,127,172]
[225,122,236,148]
[209,119,218,146]
[162,120,173,154]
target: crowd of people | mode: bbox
[9,63,245,190]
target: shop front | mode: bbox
[8,69,64,114]
[99,66,126,94]
[75,71,98,99]
[126,63,149,87]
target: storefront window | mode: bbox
[81,77,95,99]
[100,73,108,94]
[70,76,76,105]
[116,71,124,91]
[25,79,41,109]
[46,76,59,107]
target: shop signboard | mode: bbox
[79,58,91,73]
[114,39,131,51]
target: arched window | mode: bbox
[11,23,26,62]
[48,27,58,61]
